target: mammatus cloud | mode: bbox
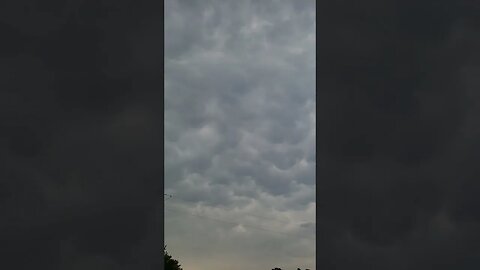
[165,0,315,269]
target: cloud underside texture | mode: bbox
[318,0,480,269]
[165,0,315,270]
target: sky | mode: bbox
[317,0,480,269]
[165,1,315,270]
[3,1,480,270]
[0,1,162,269]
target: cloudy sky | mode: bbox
[1,1,162,269]
[5,0,480,269]
[165,1,315,270]
[317,0,480,269]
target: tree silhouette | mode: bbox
[164,246,183,270]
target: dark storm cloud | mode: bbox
[165,0,315,269]
[165,0,315,200]
[0,1,162,269]
[318,0,480,269]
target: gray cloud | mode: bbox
[165,0,315,269]
[317,0,480,269]
[0,1,162,268]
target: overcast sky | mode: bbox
[317,0,480,269]
[165,1,315,270]
[1,1,162,269]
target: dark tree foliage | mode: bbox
[164,246,183,270]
